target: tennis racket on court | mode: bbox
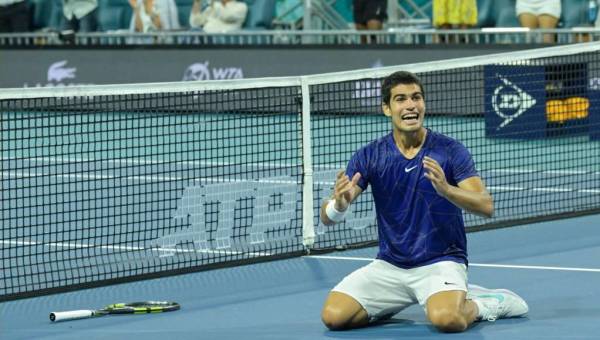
[49,301,180,322]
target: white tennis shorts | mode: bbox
[516,0,561,18]
[332,259,468,320]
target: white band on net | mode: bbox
[325,199,347,223]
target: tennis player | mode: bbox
[320,71,528,332]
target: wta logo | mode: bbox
[491,74,536,130]
[182,61,244,81]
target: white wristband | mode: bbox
[325,199,347,223]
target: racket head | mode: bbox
[104,301,181,314]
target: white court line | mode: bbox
[311,182,600,194]
[306,255,600,273]
[532,188,573,193]
[0,239,271,257]
[488,186,525,191]
[486,169,600,176]
[6,157,600,175]
[3,171,599,194]
[469,263,600,273]
[0,171,300,185]
[1,156,301,169]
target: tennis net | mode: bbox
[2,43,600,300]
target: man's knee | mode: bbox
[321,292,369,331]
[428,308,468,333]
[321,305,350,330]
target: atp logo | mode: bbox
[313,170,377,236]
[492,74,536,130]
[47,60,77,83]
[151,179,298,256]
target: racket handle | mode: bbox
[50,310,94,322]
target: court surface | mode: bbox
[1,213,599,339]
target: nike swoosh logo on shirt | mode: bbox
[404,165,418,173]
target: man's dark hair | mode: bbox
[381,71,425,105]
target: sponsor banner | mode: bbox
[484,65,546,139]
[589,78,600,141]
[0,47,533,117]
[0,46,526,88]
[485,63,595,139]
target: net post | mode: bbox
[300,78,315,249]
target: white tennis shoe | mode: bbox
[467,284,529,322]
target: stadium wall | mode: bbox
[0,45,542,88]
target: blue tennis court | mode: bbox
[1,213,599,339]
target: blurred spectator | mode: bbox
[353,0,387,43]
[189,0,247,33]
[0,0,30,32]
[62,0,98,32]
[516,0,561,43]
[129,0,180,32]
[433,0,477,43]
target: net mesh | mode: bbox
[2,44,600,300]
[311,53,600,248]
[1,87,304,298]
